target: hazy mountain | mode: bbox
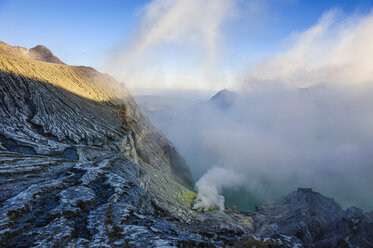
[0,42,372,247]
[208,89,238,109]
[134,89,236,128]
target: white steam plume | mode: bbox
[193,167,244,211]
[107,0,236,89]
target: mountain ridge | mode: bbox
[0,41,65,64]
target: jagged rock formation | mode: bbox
[1,42,373,247]
[0,151,201,247]
[245,188,373,247]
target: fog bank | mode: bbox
[127,6,373,211]
[160,83,373,211]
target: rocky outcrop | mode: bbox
[0,41,65,64]
[245,188,373,247]
[0,151,209,247]
[29,45,65,64]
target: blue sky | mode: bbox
[0,0,146,66]
[1,0,372,89]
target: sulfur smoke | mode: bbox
[193,167,244,211]
[161,8,373,211]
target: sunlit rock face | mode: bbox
[0,46,194,188]
[0,41,65,65]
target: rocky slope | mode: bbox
[0,44,201,247]
[247,188,373,247]
[1,42,373,247]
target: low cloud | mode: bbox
[166,84,373,211]
[128,5,373,211]
[157,9,373,210]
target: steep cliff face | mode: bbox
[0,51,194,187]
[0,46,201,246]
[0,50,193,184]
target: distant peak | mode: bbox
[0,41,65,64]
[297,187,313,193]
[31,45,51,52]
[29,44,65,64]
[211,89,235,97]
[209,89,238,109]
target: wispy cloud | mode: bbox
[241,8,373,90]
[107,0,236,89]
